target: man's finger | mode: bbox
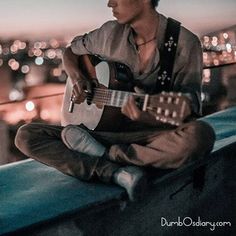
[84,80,93,94]
[127,97,142,119]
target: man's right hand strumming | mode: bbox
[63,47,94,104]
[71,79,94,104]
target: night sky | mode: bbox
[0,0,235,38]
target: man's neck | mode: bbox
[131,10,159,42]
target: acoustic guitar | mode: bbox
[61,55,191,131]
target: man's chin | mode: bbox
[115,18,128,25]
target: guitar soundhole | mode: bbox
[115,62,133,83]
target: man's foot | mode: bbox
[61,125,106,157]
[113,166,148,201]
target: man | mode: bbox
[15,0,215,201]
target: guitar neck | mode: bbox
[89,88,191,126]
[91,88,147,109]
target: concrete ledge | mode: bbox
[1,106,236,235]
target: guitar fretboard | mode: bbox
[84,88,190,126]
[89,88,146,108]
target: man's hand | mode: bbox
[71,79,92,104]
[72,79,99,104]
[63,47,98,104]
[121,96,158,126]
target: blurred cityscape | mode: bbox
[0,25,236,165]
[201,25,236,113]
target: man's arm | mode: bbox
[63,47,93,103]
[63,47,81,84]
[62,21,116,103]
[173,33,203,116]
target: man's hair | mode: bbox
[151,0,160,8]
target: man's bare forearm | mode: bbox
[63,47,82,84]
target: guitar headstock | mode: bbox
[147,92,192,126]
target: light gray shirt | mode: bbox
[70,14,203,115]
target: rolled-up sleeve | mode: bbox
[70,34,91,55]
[70,21,116,56]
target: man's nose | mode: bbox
[107,0,117,8]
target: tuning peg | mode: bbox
[174,97,180,104]
[157,107,162,114]
[167,97,172,104]
[164,109,170,116]
[159,96,164,103]
[160,117,167,123]
[172,111,177,118]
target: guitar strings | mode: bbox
[86,88,149,108]
[82,90,187,126]
[90,88,144,99]
[88,90,146,107]
[91,89,142,102]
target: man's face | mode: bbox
[107,0,145,24]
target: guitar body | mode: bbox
[61,55,191,130]
[61,55,133,131]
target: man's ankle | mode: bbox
[113,166,148,201]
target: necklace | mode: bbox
[135,36,157,54]
[134,14,159,53]
[136,36,157,47]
